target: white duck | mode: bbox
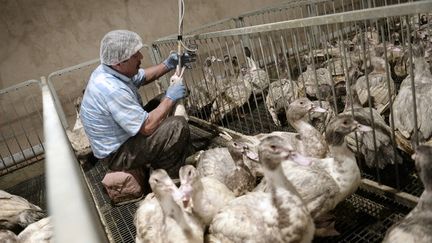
[195,139,256,196]
[0,190,45,230]
[392,43,432,154]
[309,100,336,135]
[255,116,371,234]
[342,89,402,169]
[134,169,203,243]
[265,78,303,127]
[297,55,332,99]
[208,135,314,243]
[0,230,18,243]
[242,54,270,96]
[383,145,432,243]
[18,217,53,243]
[178,165,235,226]
[187,56,224,112]
[354,50,396,114]
[244,98,329,159]
[209,63,253,123]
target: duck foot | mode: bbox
[314,221,340,237]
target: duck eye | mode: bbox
[299,101,304,105]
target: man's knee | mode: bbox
[165,116,188,127]
[164,116,189,131]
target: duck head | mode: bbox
[227,140,251,163]
[287,97,327,122]
[149,169,183,202]
[325,115,372,146]
[258,135,312,171]
[178,165,198,207]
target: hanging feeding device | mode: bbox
[170,0,197,120]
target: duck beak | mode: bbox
[355,123,373,132]
[289,152,312,166]
[245,150,259,161]
[310,105,327,113]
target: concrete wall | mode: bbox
[0,0,286,89]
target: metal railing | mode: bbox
[0,80,45,175]
[155,0,412,42]
[42,77,108,243]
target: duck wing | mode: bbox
[265,78,300,126]
[0,190,45,230]
[393,80,432,141]
[208,192,281,243]
[18,217,52,243]
[344,107,402,169]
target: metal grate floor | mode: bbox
[83,161,138,243]
[313,189,409,242]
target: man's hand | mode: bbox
[163,51,196,70]
[165,80,186,102]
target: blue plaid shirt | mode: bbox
[80,64,148,159]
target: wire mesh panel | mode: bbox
[151,1,432,196]
[0,80,44,175]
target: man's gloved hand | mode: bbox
[165,82,186,102]
[163,51,196,70]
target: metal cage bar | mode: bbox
[0,80,45,175]
[150,0,432,203]
[41,77,109,243]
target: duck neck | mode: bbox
[265,165,306,240]
[328,140,361,201]
[417,190,432,212]
[158,193,197,242]
[265,164,302,201]
[289,116,313,134]
[290,117,327,157]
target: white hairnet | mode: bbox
[100,30,144,65]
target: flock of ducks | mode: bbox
[136,17,432,239]
[132,108,432,242]
[1,112,431,242]
[187,15,432,172]
[3,14,432,243]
